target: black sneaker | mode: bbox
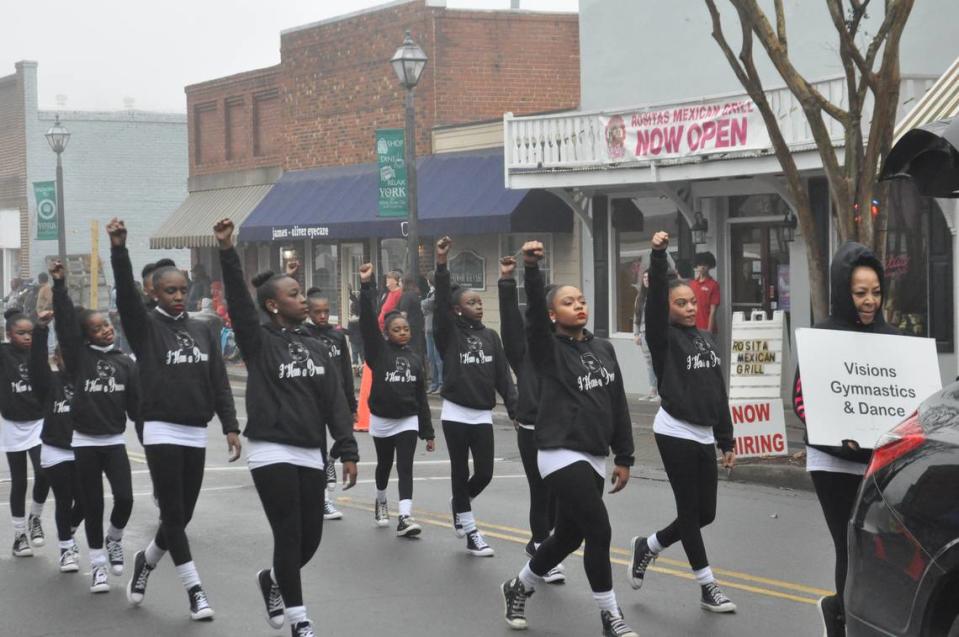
[323,499,343,520]
[396,515,422,538]
[12,532,33,557]
[450,497,465,538]
[818,595,845,637]
[188,584,215,621]
[542,563,567,585]
[466,529,494,557]
[291,620,316,637]
[105,535,124,576]
[90,565,110,594]
[600,608,639,637]
[501,577,532,630]
[627,536,656,590]
[59,547,80,573]
[374,499,390,527]
[701,582,737,613]
[256,569,284,629]
[126,550,154,605]
[325,463,337,492]
[27,514,45,547]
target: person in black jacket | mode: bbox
[626,231,737,614]
[433,236,517,558]
[792,241,900,635]
[29,311,84,573]
[50,260,139,595]
[1,308,50,557]
[214,218,358,637]
[500,240,637,637]
[358,263,434,537]
[107,219,240,621]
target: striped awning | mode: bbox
[149,184,273,249]
[895,56,959,143]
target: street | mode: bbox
[0,393,834,637]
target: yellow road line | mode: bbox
[127,451,148,464]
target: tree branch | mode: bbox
[774,0,787,53]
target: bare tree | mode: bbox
[704,0,915,320]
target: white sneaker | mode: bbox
[105,536,124,576]
[59,547,80,573]
[90,565,110,593]
[323,500,343,520]
[374,499,390,527]
[543,563,566,584]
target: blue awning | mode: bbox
[238,149,571,242]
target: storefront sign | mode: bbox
[600,98,770,163]
[729,310,785,400]
[271,225,329,240]
[376,128,407,218]
[795,329,941,448]
[730,398,788,459]
[449,250,485,290]
[34,181,58,240]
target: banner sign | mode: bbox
[795,329,941,448]
[600,98,770,163]
[376,129,407,218]
[34,181,58,240]
[729,311,785,401]
[730,398,788,459]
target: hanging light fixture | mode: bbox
[783,210,798,242]
[691,210,708,245]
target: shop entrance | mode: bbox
[729,223,791,316]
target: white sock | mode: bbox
[176,561,201,590]
[376,489,387,503]
[285,606,308,625]
[398,499,412,517]
[647,532,664,554]
[12,517,26,534]
[694,566,715,585]
[459,511,477,533]
[106,524,123,541]
[58,539,76,551]
[90,548,108,567]
[592,590,620,615]
[518,562,541,592]
[30,501,45,518]
[270,568,278,584]
[144,540,166,567]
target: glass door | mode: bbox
[340,242,365,326]
[730,224,790,316]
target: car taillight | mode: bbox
[865,412,925,478]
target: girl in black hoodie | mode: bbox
[433,236,517,558]
[1,308,50,557]
[51,260,139,595]
[358,263,434,537]
[626,232,737,614]
[501,241,638,637]
[215,219,358,637]
[792,241,900,636]
[108,218,241,621]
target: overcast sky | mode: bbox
[1,0,577,113]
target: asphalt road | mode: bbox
[0,397,834,637]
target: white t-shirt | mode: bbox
[40,443,75,469]
[246,439,325,471]
[370,414,419,439]
[0,418,42,453]
[143,421,209,448]
[441,399,493,425]
[653,407,716,445]
[805,445,867,476]
[538,448,607,479]
[71,431,125,448]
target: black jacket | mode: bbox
[360,282,433,439]
[432,263,516,418]
[220,247,357,459]
[0,342,43,422]
[524,265,633,465]
[303,322,358,415]
[29,324,74,449]
[111,246,238,433]
[645,249,734,452]
[53,279,139,436]
[498,277,540,426]
[792,242,902,464]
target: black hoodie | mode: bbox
[220,247,358,460]
[111,245,239,433]
[645,249,734,452]
[0,341,43,422]
[792,241,901,464]
[53,279,139,436]
[432,263,516,418]
[498,277,541,426]
[29,324,75,449]
[303,322,358,415]
[524,264,634,466]
[359,282,433,439]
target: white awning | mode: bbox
[149,184,272,249]
[895,56,959,142]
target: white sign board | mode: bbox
[795,328,941,448]
[729,310,785,400]
[730,398,788,459]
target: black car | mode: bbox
[846,382,959,636]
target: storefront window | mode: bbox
[613,213,678,333]
[729,193,790,218]
[500,234,552,307]
[312,242,340,319]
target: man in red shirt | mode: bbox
[693,252,720,333]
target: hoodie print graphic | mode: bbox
[11,362,32,395]
[84,359,127,394]
[385,355,418,384]
[460,335,493,365]
[278,340,326,380]
[576,352,617,392]
[164,330,210,366]
[686,334,721,371]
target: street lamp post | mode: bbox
[391,31,428,279]
[45,115,71,264]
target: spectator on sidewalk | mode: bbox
[692,252,720,333]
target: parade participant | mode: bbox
[50,261,138,594]
[626,231,737,614]
[107,219,241,621]
[433,236,516,557]
[498,255,564,584]
[500,240,637,637]
[358,263,434,536]
[1,309,49,556]
[215,218,358,637]
[792,242,900,637]
[397,273,426,358]
[29,312,84,573]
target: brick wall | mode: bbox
[0,71,26,210]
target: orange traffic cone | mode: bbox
[354,364,372,432]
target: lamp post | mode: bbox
[391,31,428,278]
[45,115,71,264]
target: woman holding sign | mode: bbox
[792,242,899,637]
[626,231,737,614]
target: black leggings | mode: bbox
[811,470,863,612]
[145,444,205,566]
[251,463,325,609]
[7,446,50,518]
[74,445,133,550]
[44,460,84,542]
[655,434,718,571]
[516,426,556,544]
[530,462,612,592]
[442,421,494,514]
[373,431,418,500]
